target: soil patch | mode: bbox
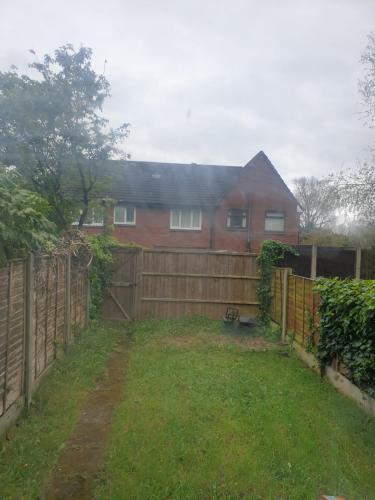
[44,334,130,500]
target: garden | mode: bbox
[1,318,374,499]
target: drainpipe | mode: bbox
[247,194,252,252]
[209,207,215,250]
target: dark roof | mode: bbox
[94,151,297,207]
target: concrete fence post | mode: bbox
[310,244,318,279]
[25,253,34,408]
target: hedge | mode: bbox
[315,278,375,397]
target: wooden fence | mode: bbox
[0,253,88,432]
[101,249,260,321]
[271,267,319,346]
[270,266,375,415]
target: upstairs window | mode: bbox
[227,209,247,229]
[170,208,201,230]
[114,205,136,225]
[265,211,285,232]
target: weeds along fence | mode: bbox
[0,253,89,433]
[101,248,260,321]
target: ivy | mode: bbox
[87,234,120,318]
[256,240,298,326]
[314,278,375,397]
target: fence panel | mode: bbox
[270,267,283,324]
[271,268,319,348]
[70,257,89,330]
[105,249,260,321]
[0,261,26,416]
[0,252,88,434]
[141,250,259,319]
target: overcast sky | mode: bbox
[1,0,374,185]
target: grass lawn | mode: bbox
[0,322,125,500]
[97,317,375,500]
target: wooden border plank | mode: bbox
[142,272,259,280]
[141,297,259,305]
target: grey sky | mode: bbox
[1,0,374,185]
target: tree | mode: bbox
[293,176,339,234]
[335,161,375,225]
[332,34,375,226]
[0,45,129,230]
[0,168,56,263]
[359,32,375,127]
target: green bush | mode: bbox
[315,278,375,397]
[256,240,297,326]
[0,169,56,264]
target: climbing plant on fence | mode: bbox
[257,240,298,326]
[314,278,375,397]
[87,234,120,318]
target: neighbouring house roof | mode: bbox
[91,151,298,207]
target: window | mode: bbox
[265,211,285,232]
[114,205,136,225]
[226,209,247,229]
[170,208,201,230]
[73,207,104,226]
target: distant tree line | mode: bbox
[293,33,375,247]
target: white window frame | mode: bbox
[113,205,136,225]
[265,211,285,232]
[170,208,202,230]
[72,207,104,227]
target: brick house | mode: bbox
[82,151,299,252]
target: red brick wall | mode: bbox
[84,207,212,249]
[212,159,299,252]
[83,159,298,252]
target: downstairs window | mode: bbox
[170,208,202,230]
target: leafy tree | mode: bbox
[332,34,375,226]
[0,45,129,230]
[335,161,375,225]
[0,169,56,263]
[293,176,339,234]
[359,32,375,126]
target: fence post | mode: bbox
[281,268,290,343]
[64,254,71,352]
[355,247,362,280]
[25,254,34,408]
[310,244,317,279]
[133,248,144,320]
[86,270,90,326]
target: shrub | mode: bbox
[315,278,375,397]
[0,170,56,264]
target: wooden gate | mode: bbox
[101,248,142,321]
